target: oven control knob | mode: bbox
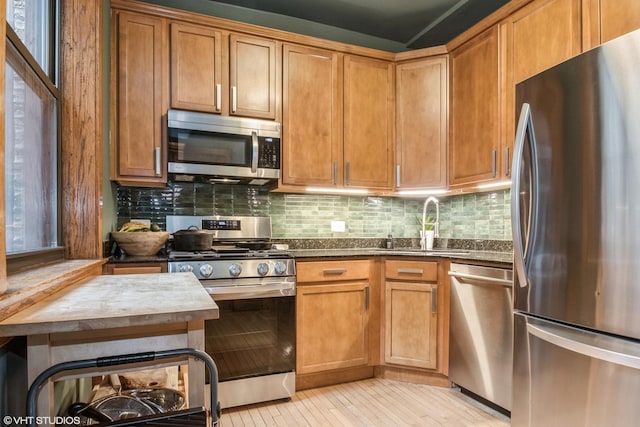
[199,263,214,278]
[179,264,194,273]
[274,261,288,275]
[257,262,270,276]
[229,263,242,277]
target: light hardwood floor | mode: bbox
[219,378,511,426]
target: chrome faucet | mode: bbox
[421,197,440,250]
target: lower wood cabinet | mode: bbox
[295,259,376,387]
[385,280,438,369]
[297,281,370,373]
[383,259,447,375]
[295,257,450,389]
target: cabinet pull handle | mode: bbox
[396,164,401,188]
[346,162,351,186]
[397,268,424,275]
[504,146,510,176]
[215,83,222,111]
[333,161,338,185]
[365,286,370,310]
[323,269,347,275]
[154,147,161,175]
[491,149,497,177]
[231,86,237,113]
[431,287,437,313]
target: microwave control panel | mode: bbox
[258,137,281,169]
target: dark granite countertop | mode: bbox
[107,238,513,266]
[279,238,513,266]
[289,248,512,265]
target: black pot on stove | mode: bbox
[172,226,213,251]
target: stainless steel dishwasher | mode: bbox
[448,263,513,413]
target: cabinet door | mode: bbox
[282,44,342,187]
[385,281,438,369]
[229,34,278,119]
[396,56,448,190]
[501,0,582,178]
[170,22,223,114]
[111,11,167,185]
[598,0,640,44]
[296,282,370,374]
[449,26,501,188]
[343,56,394,190]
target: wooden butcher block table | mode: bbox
[0,272,218,422]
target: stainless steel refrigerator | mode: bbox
[511,28,640,426]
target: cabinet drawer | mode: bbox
[104,263,168,275]
[385,260,438,282]
[297,260,370,283]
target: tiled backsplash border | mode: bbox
[116,183,512,241]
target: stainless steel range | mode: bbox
[166,215,296,409]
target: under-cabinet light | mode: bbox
[305,187,369,195]
[396,189,448,196]
[476,180,512,190]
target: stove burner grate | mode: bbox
[168,248,292,261]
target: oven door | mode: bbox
[203,277,296,383]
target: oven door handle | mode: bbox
[205,282,296,300]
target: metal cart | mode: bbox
[26,348,221,427]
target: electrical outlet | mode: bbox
[331,220,346,232]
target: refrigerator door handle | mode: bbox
[511,103,538,290]
[527,322,640,370]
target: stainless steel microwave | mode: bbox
[167,109,281,186]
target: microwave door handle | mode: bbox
[251,131,258,173]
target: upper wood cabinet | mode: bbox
[504,0,582,85]
[449,26,501,188]
[170,23,279,119]
[395,56,448,190]
[281,48,394,191]
[110,10,168,186]
[588,0,640,45]
[500,0,582,179]
[343,55,394,190]
[170,22,223,114]
[229,34,279,119]
[281,44,342,187]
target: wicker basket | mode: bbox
[111,232,170,256]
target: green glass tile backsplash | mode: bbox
[116,184,511,241]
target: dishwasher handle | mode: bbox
[448,270,513,286]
